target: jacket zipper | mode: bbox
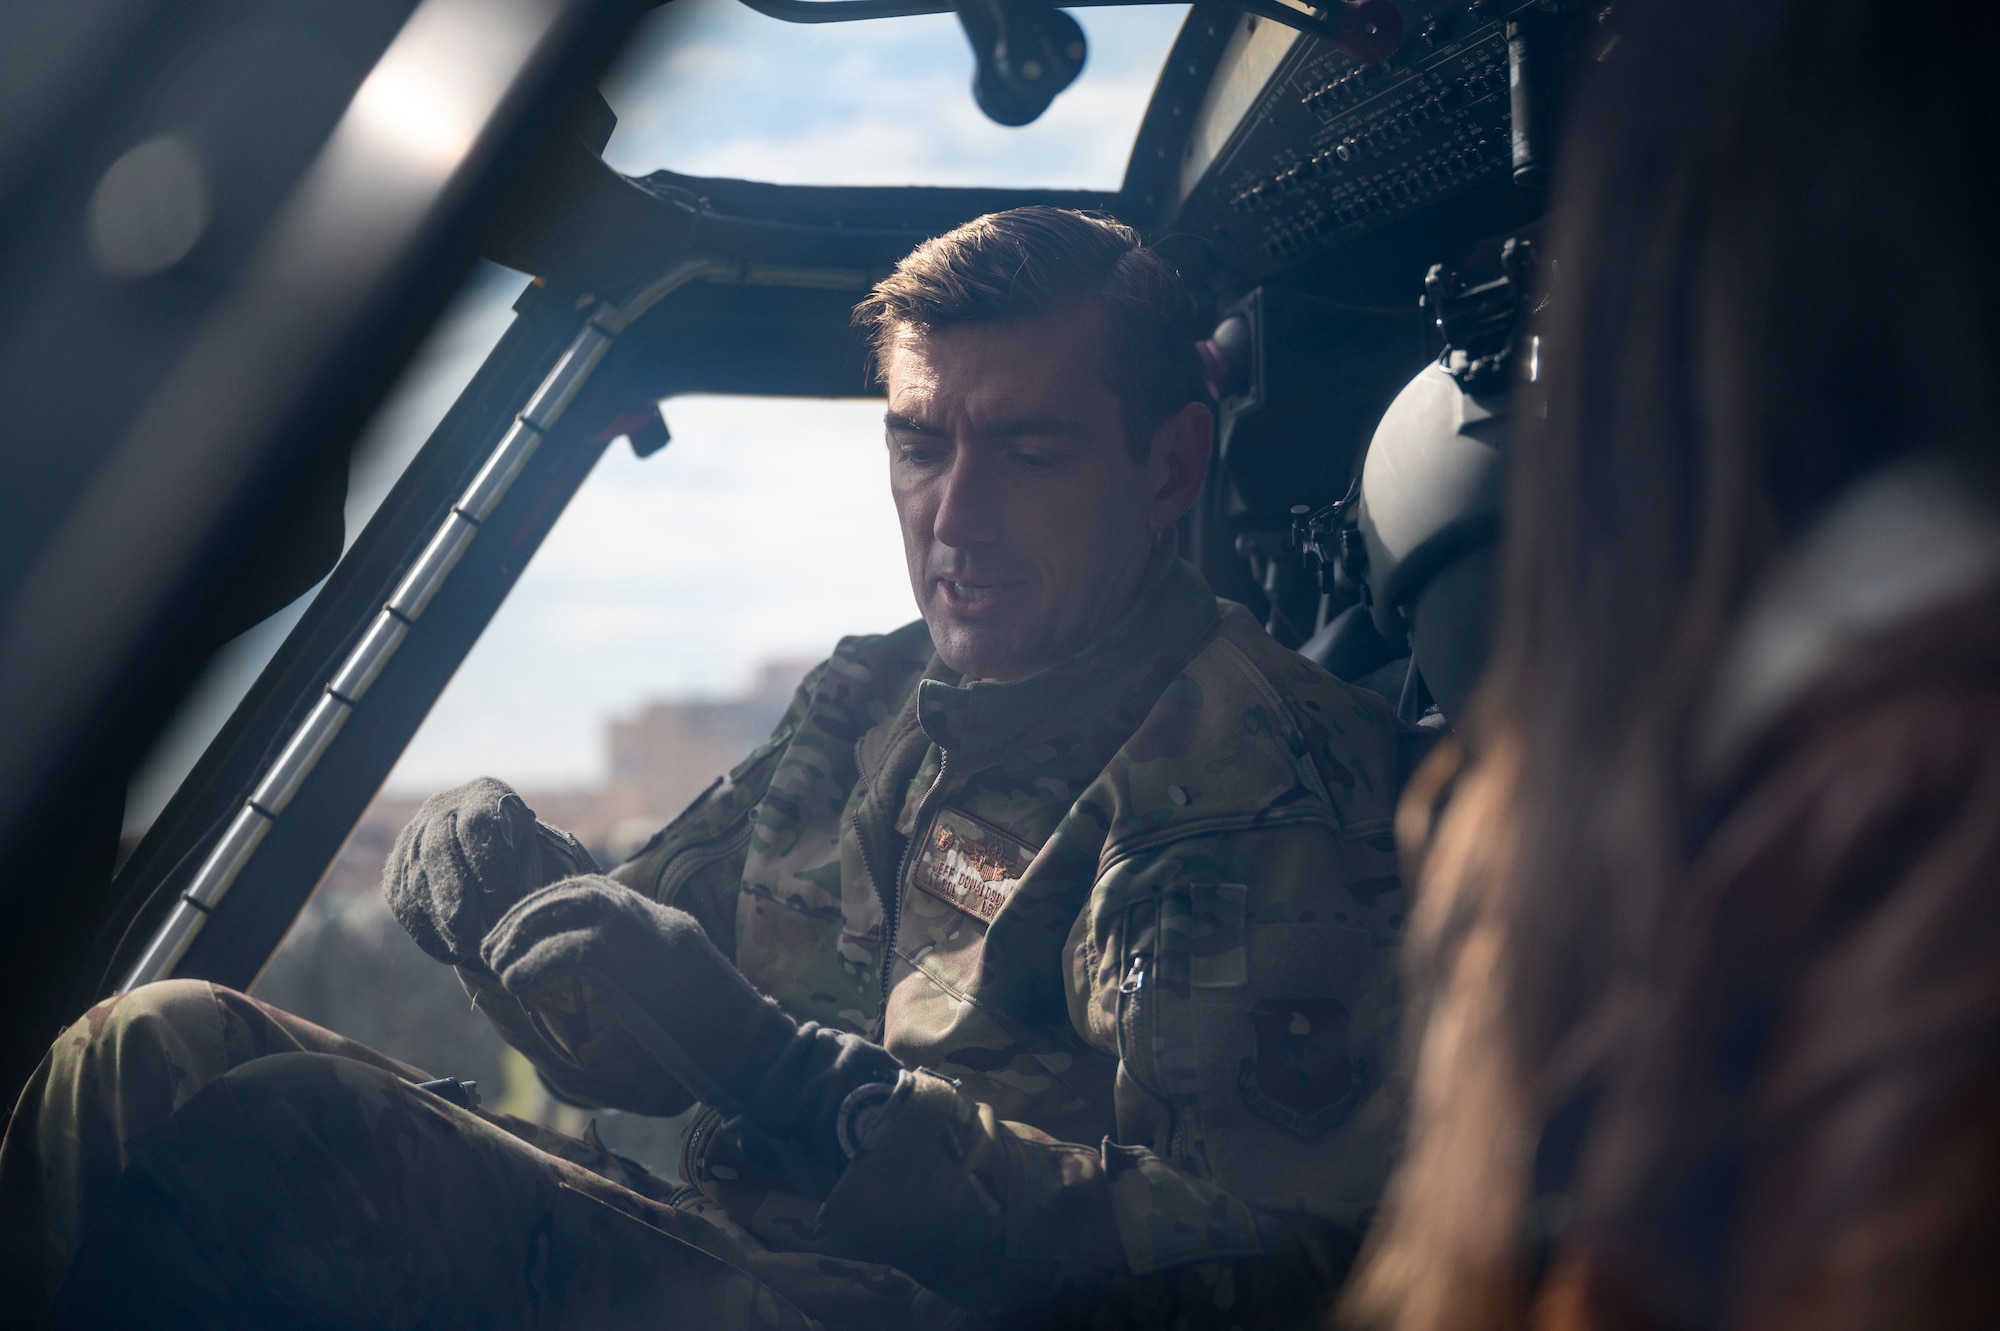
[1115,902,1178,1135]
[855,749,950,1035]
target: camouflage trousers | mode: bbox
[0,981,948,1330]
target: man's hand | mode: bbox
[383,777,598,969]
[480,877,901,1168]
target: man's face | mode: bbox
[883,304,1210,682]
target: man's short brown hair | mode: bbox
[854,207,1206,460]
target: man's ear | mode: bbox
[1147,401,1213,533]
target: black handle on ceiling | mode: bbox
[732,0,1404,64]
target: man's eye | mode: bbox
[893,441,943,464]
[1014,452,1063,471]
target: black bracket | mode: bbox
[1423,235,1539,396]
[733,0,1403,66]
[1288,476,1364,599]
[954,0,1088,126]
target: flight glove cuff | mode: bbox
[480,876,901,1170]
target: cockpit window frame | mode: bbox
[98,1,1243,999]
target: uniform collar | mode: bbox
[914,533,1221,766]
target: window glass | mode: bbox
[255,397,913,1176]
[381,397,909,794]
[599,0,1189,188]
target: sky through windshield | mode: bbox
[601,0,1188,189]
[126,2,1192,822]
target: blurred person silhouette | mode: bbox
[1343,1,2000,1329]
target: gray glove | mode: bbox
[480,876,902,1170]
[384,777,598,969]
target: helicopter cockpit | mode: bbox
[0,0,1593,1186]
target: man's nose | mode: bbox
[933,450,1001,548]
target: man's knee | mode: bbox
[1,981,252,1314]
[133,1050,557,1240]
[42,1052,458,1330]
[55,1053,811,1330]
[61,977,220,1047]
[38,979,373,1121]
[48,1052,522,1325]
[31,980,236,1117]
[98,977,220,1023]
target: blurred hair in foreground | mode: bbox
[1345,0,2000,1328]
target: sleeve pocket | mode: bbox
[1188,882,1249,989]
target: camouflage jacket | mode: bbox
[472,550,1407,1325]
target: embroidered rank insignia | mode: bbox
[909,808,1037,925]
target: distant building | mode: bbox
[327,660,819,892]
[603,658,812,831]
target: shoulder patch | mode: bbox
[909,808,1038,925]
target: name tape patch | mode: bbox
[909,808,1038,925]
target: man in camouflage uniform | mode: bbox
[0,208,1405,1328]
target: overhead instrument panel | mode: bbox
[1167,0,1572,280]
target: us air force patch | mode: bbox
[909,808,1036,925]
[1237,998,1370,1139]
